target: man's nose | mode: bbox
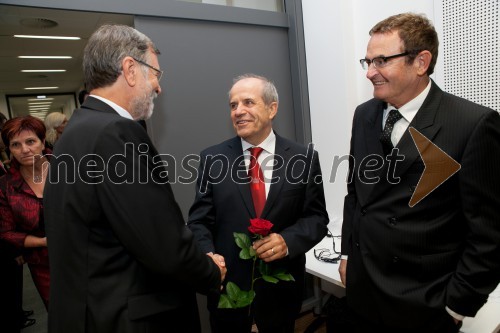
[234,103,246,115]
[366,64,378,79]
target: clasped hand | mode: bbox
[207,252,227,283]
[253,233,287,263]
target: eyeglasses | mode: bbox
[131,57,163,82]
[359,51,409,70]
[314,230,341,264]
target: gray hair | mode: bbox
[44,112,67,145]
[83,24,160,91]
[230,73,279,105]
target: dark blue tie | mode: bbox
[380,109,403,154]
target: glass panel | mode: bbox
[7,94,76,120]
[178,0,284,12]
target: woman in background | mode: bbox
[44,112,67,149]
[0,116,50,308]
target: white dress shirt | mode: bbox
[90,94,133,120]
[382,80,432,146]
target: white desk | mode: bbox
[305,235,500,333]
[305,236,343,288]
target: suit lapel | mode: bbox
[356,101,385,204]
[393,82,442,178]
[260,134,289,218]
[227,137,256,217]
[365,81,443,204]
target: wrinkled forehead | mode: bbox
[230,78,264,99]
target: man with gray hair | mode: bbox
[188,74,329,332]
[44,24,226,333]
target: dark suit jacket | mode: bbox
[188,134,329,306]
[342,81,500,327]
[44,97,221,333]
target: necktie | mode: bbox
[248,147,266,218]
[380,109,403,154]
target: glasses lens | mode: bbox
[373,57,387,68]
[360,59,368,69]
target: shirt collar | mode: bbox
[387,80,432,123]
[241,130,276,154]
[89,95,133,120]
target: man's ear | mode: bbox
[268,102,278,120]
[416,50,432,76]
[122,56,138,87]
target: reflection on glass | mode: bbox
[7,94,76,120]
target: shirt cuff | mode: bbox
[341,255,348,260]
[446,306,465,321]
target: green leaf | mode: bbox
[218,294,234,309]
[248,246,256,257]
[262,274,279,284]
[234,233,251,249]
[239,247,254,260]
[275,273,295,282]
[225,282,242,301]
[235,290,255,308]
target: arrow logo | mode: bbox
[408,127,461,207]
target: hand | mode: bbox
[207,253,226,283]
[253,233,287,263]
[339,259,347,286]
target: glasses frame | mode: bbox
[359,51,410,70]
[131,56,163,82]
[313,230,342,264]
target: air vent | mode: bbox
[20,18,58,29]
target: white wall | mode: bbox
[302,0,437,231]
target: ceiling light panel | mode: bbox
[14,34,80,40]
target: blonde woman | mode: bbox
[44,112,67,149]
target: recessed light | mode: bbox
[18,56,72,59]
[14,34,80,40]
[29,102,52,105]
[28,97,54,101]
[22,69,66,73]
[24,87,59,90]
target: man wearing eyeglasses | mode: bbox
[340,13,500,333]
[44,24,226,333]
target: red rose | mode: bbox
[248,218,273,236]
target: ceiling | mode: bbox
[0,4,133,119]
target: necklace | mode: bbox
[33,174,42,183]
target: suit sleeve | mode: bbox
[187,151,217,254]
[341,109,358,256]
[279,150,329,258]
[446,110,500,316]
[94,120,220,295]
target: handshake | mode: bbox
[207,252,227,283]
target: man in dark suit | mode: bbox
[340,13,500,333]
[44,24,226,333]
[188,74,329,333]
